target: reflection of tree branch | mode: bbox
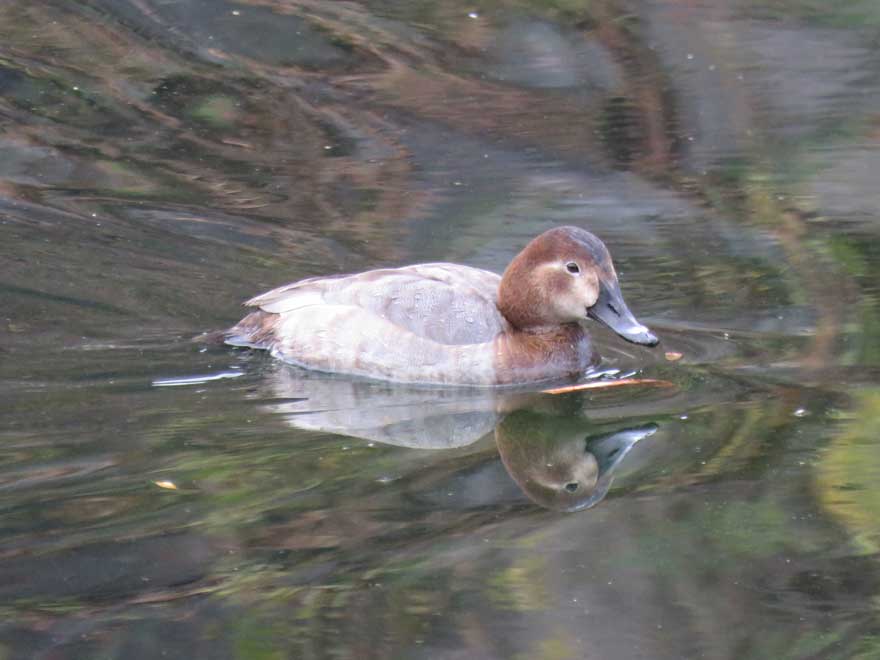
[776,208,854,372]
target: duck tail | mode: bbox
[224,309,280,350]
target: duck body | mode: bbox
[226,226,658,386]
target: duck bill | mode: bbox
[590,423,659,474]
[587,281,659,346]
[569,423,659,511]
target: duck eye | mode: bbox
[566,262,580,274]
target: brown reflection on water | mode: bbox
[0,0,691,260]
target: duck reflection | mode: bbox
[266,364,506,449]
[264,364,658,511]
[496,410,657,511]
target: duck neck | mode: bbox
[494,323,597,384]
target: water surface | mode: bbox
[2,1,880,658]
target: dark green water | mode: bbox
[2,1,880,658]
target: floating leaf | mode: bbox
[541,378,673,395]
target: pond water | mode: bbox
[2,1,880,658]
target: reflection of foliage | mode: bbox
[513,630,579,660]
[616,495,800,577]
[153,76,244,123]
[487,555,549,611]
[599,95,643,168]
[828,237,880,365]
[816,390,880,554]
[744,0,880,30]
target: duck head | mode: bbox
[498,226,658,345]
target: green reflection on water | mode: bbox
[818,391,880,555]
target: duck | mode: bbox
[225,225,658,386]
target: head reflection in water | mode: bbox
[495,410,658,512]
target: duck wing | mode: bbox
[246,263,507,345]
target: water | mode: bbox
[2,1,880,658]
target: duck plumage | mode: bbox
[226,226,658,385]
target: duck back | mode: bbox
[240,264,508,345]
[226,264,512,385]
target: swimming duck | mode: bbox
[226,225,658,385]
